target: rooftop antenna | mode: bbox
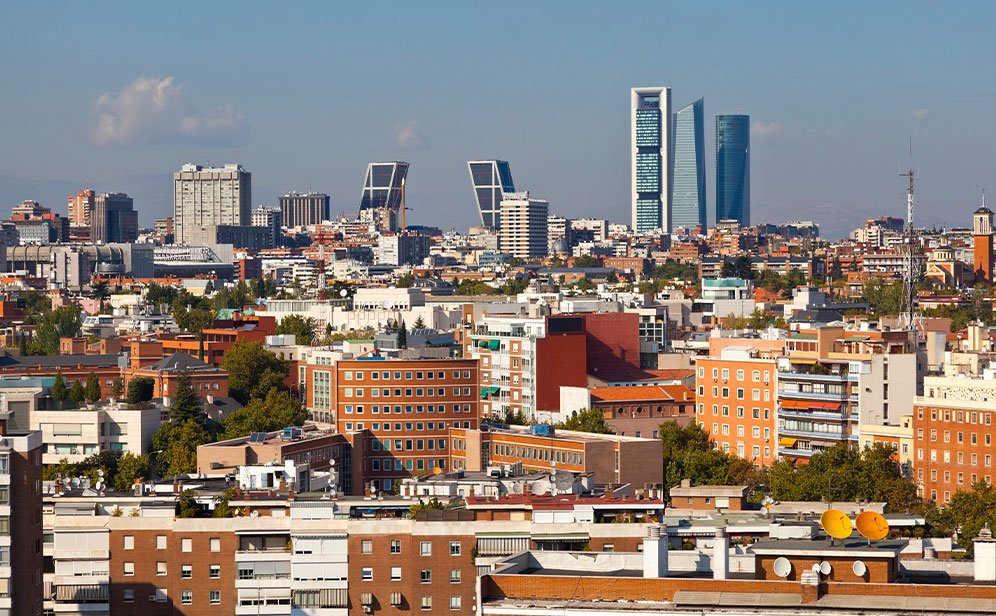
[899,138,921,338]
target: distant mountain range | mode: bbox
[0,173,283,227]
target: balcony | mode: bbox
[55,583,108,603]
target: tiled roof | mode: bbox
[591,384,694,402]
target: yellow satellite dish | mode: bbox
[855,511,890,541]
[432,467,442,475]
[820,509,853,540]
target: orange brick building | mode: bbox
[913,397,995,503]
[695,350,778,465]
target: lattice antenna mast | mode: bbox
[900,143,921,336]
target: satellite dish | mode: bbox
[852,560,867,577]
[432,467,442,475]
[819,561,832,576]
[820,509,853,540]
[855,511,890,541]
[95,481,105,491]
[773,557,792,578]
[70,478,80,488]
[98,469,105,477]
[511,482,524,495]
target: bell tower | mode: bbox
[974,196,994,283]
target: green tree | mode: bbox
[500,277,530,296]
[169,371,204,423]
[18,334,27,356]
[507,257,525,267]
[221,341,290,404]
[829,258,844,281]
[500,409,530,425]
[84,371,101,402]
[275,314,316,345]
[930,482,996,557]
[152,420,211,478]
[396,318,408,349]
[126,377,155,404]
[90,280,110,303]
[145,282,179,311]
[573,255,599,268]
[177,488,200,517]
[412,315,426,329]
[51,370,68,404]
[69,380,85,405]
[110,376,124,399]
[113,453,150,491]
[396,272,415,288]
[720,256,755,280]
[408,498,445,519]
[557,408,612,434]
[454,279,496,295]
[34,305,83,355]
[862,278,905,316]
[220,389,307,440]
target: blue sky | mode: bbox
[1,2,994,238]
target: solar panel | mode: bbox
[249,432,266,443]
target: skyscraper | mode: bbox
[173,163,252,245]
[631,87,672,233]
[359,162,408,212]
[91,192,138,244]
[499,192,549,259]
[467,160,515,229]
[715,114,750,226]
[68,188,95,226]
[671,98,706,232]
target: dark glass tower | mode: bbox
[467,160,515,229]
[359,161,409,211]
[715,114,750,226]
[671,99,706,231]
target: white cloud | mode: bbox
[91,76,249,147]
[910,108,929,122]
[393,120,429,150]
[751,121,784,138]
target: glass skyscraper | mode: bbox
[467,160,515,229]
[631,87,672,233]
[359,161,409,211]
[671,98,706,232]
[715,114,750,226]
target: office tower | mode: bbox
[252,204,283,248]
[280,191,330,228]
[547,215,570,254]
[68,189,95,226]
[359,162,408,212]
[467,160,515,229]
[715,114,750,226]
[91,192,138,244]
[974,202,994,283]
[499,192,549,259]
[374,232,431,266]
[10,200,49,220]
[631,87,672,233]
[173,163,252,245]
[671,98,707,232]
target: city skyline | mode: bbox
[2,3,995,239]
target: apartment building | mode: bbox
[776,327,919,461]
[304,358,480,492]
[913,374,996,502]
[449,424,663,487]
[695,347,778,465]
[0,413,43,616]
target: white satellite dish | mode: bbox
[773,557,791,578]
[70,478,80,488]
[95,482,105,491]
[852,560,867,577]
[819,561,832,576]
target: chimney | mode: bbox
[974,524,996,582]
[642,525,669,578]
[54,481,63,496]
[713,527,729,580]
[279,479,287,494]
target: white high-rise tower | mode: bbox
[631,87,672,233]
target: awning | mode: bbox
[810,401,842,410]
[779,400,810,410]
[490,386,500,394]
[780,400,841,411]
[478,339,489,348]
[779,437,798,447]
[480,388,490,399]
[488,339,500,350]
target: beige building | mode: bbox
[499,192,549,259]
[173,163,251,245]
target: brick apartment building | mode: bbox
[695,348,778,465]
[304,358,480,492]
[0,413,43,615]
[124,345,229,400]
[589,384,695,437]
[913,375,996,502]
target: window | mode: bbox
[602,543,615,552]
[391,539,401,554]
[181,538,192,552]
[421,569,432,583]
[421,541,432,556]
[449,541,461,556]
[123,562,134,576]
[450,569,462,583]
[210,538,220,552]
[210,590,220,605]
[362,567,373,581]
[391,566,402,581]
[123,588,134,603]
[362,540,373,554]
[421,596,433,611]
[182,565,192,578]
[156,562,167,576]
[450,596,462,610]
[156,535,167,550]
[210,565,220,578]
[181,590,192,605]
